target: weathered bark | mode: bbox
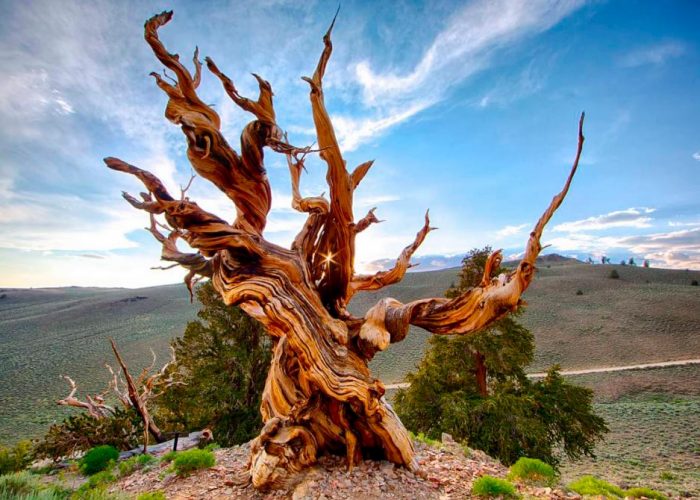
[105,10,585,489]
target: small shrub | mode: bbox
[0,470,71,498]
[507,457,556,486]
[160,451,178,463]
[137,492,167,500]
[568,475,624,497]
[172,449,215,477]
[118,454,155,477]
[471,475,518,498]
[0,440,34,475]
[691,280,698,286]
[609,269,620,279]
[626,487,667,499]
[83,469,116,489]
[409,431,442,448]
[575,289,583,296]
[79,445,119,476]
[659,471,675,481]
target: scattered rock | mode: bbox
[112,439,572,499]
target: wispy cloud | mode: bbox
[619,40,686,68]
[693,152,700,161]
[475,59,547,108]
[553,207,656,232]
[338,0,586,150]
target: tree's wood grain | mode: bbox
[106,11,585,489]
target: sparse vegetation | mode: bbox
[609,269,620,279]
[79,445,119,476]
[471,475,518,498]
[507,457,557,485]
[626,486,667,499]
[691,279,698,286]
[0,440,33,475]
[136,492,166,500]
[0,471,71,499]
[576,289,583,295]
[118,454,155,477]
[81,469,116,490]
[567,475,625,497]
[159,451,177,463]
[172,449,215,477]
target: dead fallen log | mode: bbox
[118,429,213,460]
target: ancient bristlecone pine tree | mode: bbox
[106,11,585,489]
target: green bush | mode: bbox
[507,457,556,486]
[567,475,624,497]
[609,269,620,279]
[626,487,667,499]
[83,470,116,490]
[395,247,607,467]
[0,440,34,475]
[659,471,675,481]
[0,471,71,499]
[160,451,178,463]
[137,492,166,500]
[118,454,155,477]
[79,446,119,476]
[172,449,215,477]
[471,475,518,498]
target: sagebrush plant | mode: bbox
[567,475,625,497]
[609,269,620,279]
[471,475,518,498]
[172,449,215,477]
[0,440,34,475]
[79,445,119,476]
[507,457,557,486]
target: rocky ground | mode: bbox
[112,435,579,499]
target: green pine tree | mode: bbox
[394,247,607,466]
[155,281,272,446]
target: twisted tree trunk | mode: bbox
[105,10,585,489]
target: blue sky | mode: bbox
[1,0,699,288]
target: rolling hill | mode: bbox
[1,258,699,445]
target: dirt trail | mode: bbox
[384,358,700,390]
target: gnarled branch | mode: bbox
[359,113,586,348]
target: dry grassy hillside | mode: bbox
[1,257,698,445]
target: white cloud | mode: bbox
[339,0,585,151]
[693,152,700,161]
[553,207,656,232]
[619,40,686,68]
[496,223,529,238]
